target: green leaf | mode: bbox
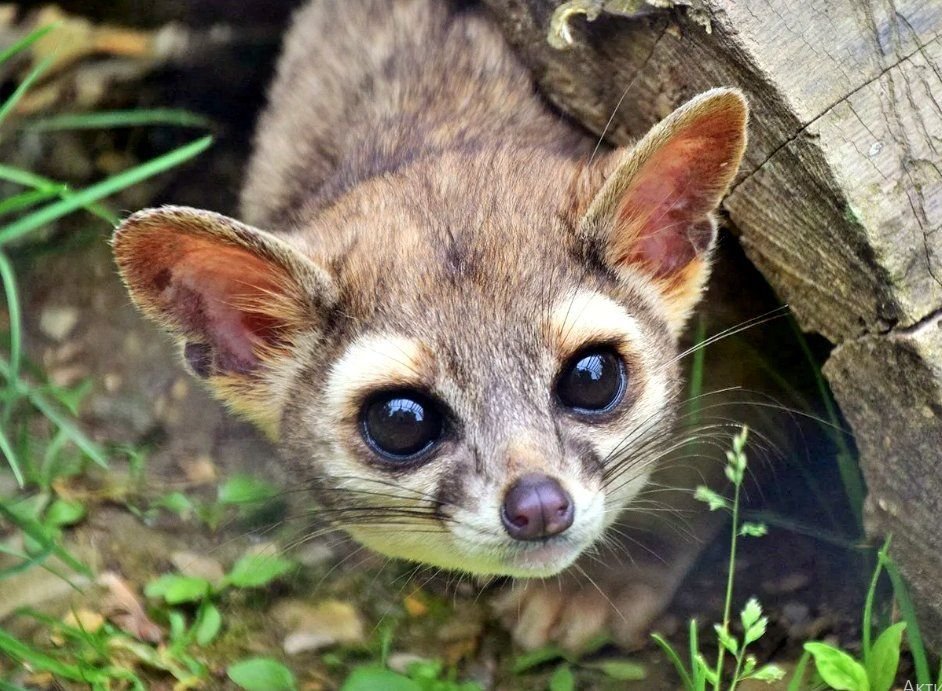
[732,426,749,453]
[154,491,194,517]
[694,485,729,512]
[740,522,768,537]
[340,667,420,691]
[44,498,86,528]
[741,597,762,630]
[405,659,442,681]
[584,659,646,680]
[168,609,188,642]
[217,473,279,504]
[47,379,93,416]
[804,642,870,691]
[714,623,738,655]
[549,664,575,691]
[224,553,295,589]
[697,654,718,685]
[227,657,297,691]
[194,602,222,646]
[744,617,767,647]
[748,664,786,682]
[0,353,109,469]
[0,501,89,576]
[866,622,905,691]
[511,644,568,673]
[145,574,212,604]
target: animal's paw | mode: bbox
[491,574,670,652]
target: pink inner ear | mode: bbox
[127,230,293,377]
[172,251,269,373]
[614,113,742,276]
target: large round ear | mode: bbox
[112,206,337,435]
[576,88,748,336]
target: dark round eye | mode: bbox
[556,347,626,413]
[360,391,444,461]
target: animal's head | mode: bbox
[114,89,747,577]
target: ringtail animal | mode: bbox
[113,0,747,650]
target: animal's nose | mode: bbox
[501,473,574,540]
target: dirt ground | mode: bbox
[0,2,890,689]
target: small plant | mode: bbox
[509,633,646,687]
[341,658,482,691]
[653,426,784,689]
[800,537,942,691]
[0,24,211,489]
[145,550,297,608]
[0,21,213,688]
[228,657,297,691]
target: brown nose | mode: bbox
[501,474,574,541]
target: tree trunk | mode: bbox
[482,0,942,647]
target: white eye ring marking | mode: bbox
[549,289,670,510]
[323,333,430,422]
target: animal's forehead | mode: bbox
[321,159,593,330]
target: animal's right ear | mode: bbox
[112,206,336,435]
[569,89,748,337]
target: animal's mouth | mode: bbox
[501,537,585,576]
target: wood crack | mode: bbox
[730,35,942,195]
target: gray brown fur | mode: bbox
[113,0,747,651]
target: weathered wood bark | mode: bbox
[482,0,942,647]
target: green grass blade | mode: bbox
[26,389,108,469]
[0,251,23,390]
[788,316,864,524]
[24,108,211,132]
[0,187,64,217]
[689,619,707,689]
[0,164,116,224]
[686,314,707,427]
[0,355,108,469]
[0,24,57,66]
[881,545,931,684]
[744,511,861,550]
[0,56,55,128]
[0,625,102,682]
[862,537,890,665]
[0,541,54,578]
[0,502,89,577]
[785,650,811,691]
[0,421,24,487]
[0,135,212,246]
[652,633,693,690]
[0,164,67,188]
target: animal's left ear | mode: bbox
[576,88,748,336]
[112,206,337,436]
